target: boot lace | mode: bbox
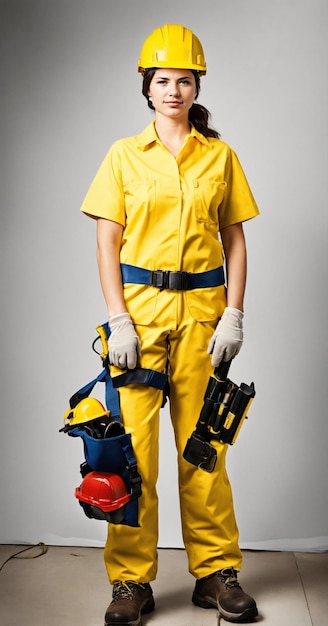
[217,568,241,589]
[112,581,147,602]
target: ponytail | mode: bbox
[141,69,220,139]
[188,102,220,139]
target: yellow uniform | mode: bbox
[81,121,259,583]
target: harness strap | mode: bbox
[112,368,168,391]
[70,367,168,419]
[121,263,225,291]
[120,439,142,499]
[69,369,118,411]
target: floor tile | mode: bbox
[234,551,312,626]
[295,552,328,626]
[0,545,326,625]
[146,550,313,626]
[144,548,216,625]
[0,545,108,626]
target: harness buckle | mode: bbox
[127,463,142,499]
[150,270,190,291]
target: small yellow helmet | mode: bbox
[138,24,207,75]
[63,398,110,428]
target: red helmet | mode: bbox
[75,471,131,523]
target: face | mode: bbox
[148,68,197,120]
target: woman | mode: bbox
[81,23,259,626]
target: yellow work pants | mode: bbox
[104,290,242,583]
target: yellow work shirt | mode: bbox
[81,121,259,322]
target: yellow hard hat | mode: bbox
[138,24,207,75]
[63,398,110,428]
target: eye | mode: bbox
[179,79,192,85]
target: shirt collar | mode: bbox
[135,122,158,149]
[188,124,210,146]
[136,121,210,150]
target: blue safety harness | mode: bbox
[64,322,168,527]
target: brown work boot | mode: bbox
[104,580,154,626]
[192,568,258,622]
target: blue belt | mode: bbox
[121,264,225,291]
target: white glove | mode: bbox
[108,313,141,369]
[207,307,244,366]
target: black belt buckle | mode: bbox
[150,270,190,291]
[168,271,189,290]
[150,270,168,290]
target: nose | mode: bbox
[169,81,181,97]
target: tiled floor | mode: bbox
[0,545,327,625]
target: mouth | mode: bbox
[164,101,183,106]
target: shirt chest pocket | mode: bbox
[123,180,156,217]
[193,179,227,224]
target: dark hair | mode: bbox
[142,69,220,139]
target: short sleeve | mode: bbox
[80,142,126,226]
[219,148,259,230]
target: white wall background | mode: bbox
[1,0,327,551]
